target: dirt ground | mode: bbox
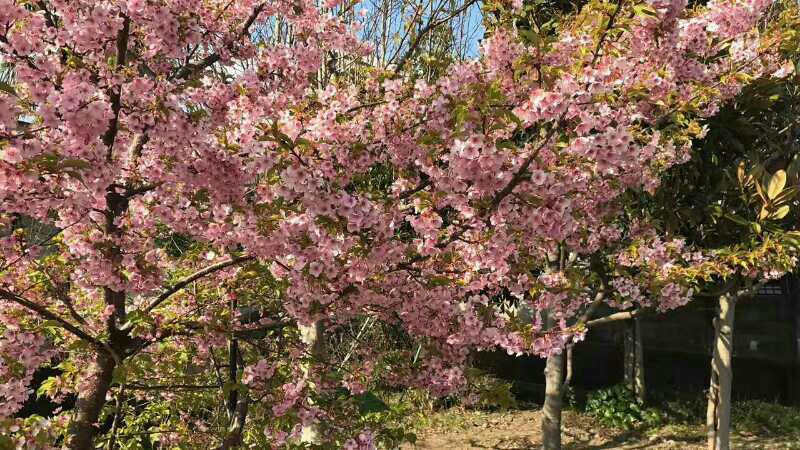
[403,408,799,449]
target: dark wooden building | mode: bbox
[480,275,800,405]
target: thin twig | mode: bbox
[140,255,255,314]
[0,288,103,348]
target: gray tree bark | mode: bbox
[63,353,116,450]
[299,320,326,444]
[707,294,735,450]
[542,349,565,450]
[624,317,646,403]
[64,189,129,450]
[216,389,249,450]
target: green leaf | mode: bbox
[737,161,747,185]
[724,213,749,226]
[427,276,452,287]
[788,155,800,182]
[294,138,314,148]
[0,81,16,96]
[504,110,523,128]
[633,4,658,17]
[36,376,58,399]
[784,232,800,248]
[419,132,442,146]
[770,205,790,220]
[519,29,541,45]
[767,170,787,200]
[0,435,15,449]
[759,206,770,221]
[356,391,389,415]
[772,186,799,205]
[754,179,767,202]
[222,382,246,395]
[60,158,90,171]
[453,104,469,130]
[495,140,516,150]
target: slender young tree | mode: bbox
[632,14,800,445]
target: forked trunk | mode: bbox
[216,391,249,450]
[707,294,735,450]
[217,329,248,450]
[64,352,116,450]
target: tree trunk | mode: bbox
[64,352,116,450]
[633,318,646,403]
[624,317,646,403]
[227,295,240,421]
[299,320,325,444]
[707,294,736,450]
[216,386,249,450]
[541,249,567,450]
[624,320,634,386]
[105,386,125,450]
[542,349,565,450]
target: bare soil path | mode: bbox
[403,408,799,449]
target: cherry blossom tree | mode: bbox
[0,0,372,447]
[395,0,792,447]
[636,28,800,446]
[0,0,796,449]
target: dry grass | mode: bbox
[402,407,800,449]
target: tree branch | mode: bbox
[171,3,266,81]
[0,288,103,348]
[398,178,431,200]
[103,15,132,160]
[577,288,606,326]
[140,255,255,314]
[125,383,221,391]
[216,377,249,450]
[125,317,293,358]
[123,181,162,198]
[584,280,767,329]
[392,0,479,73]
[590,0,624,65]
[586,308,646,328]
